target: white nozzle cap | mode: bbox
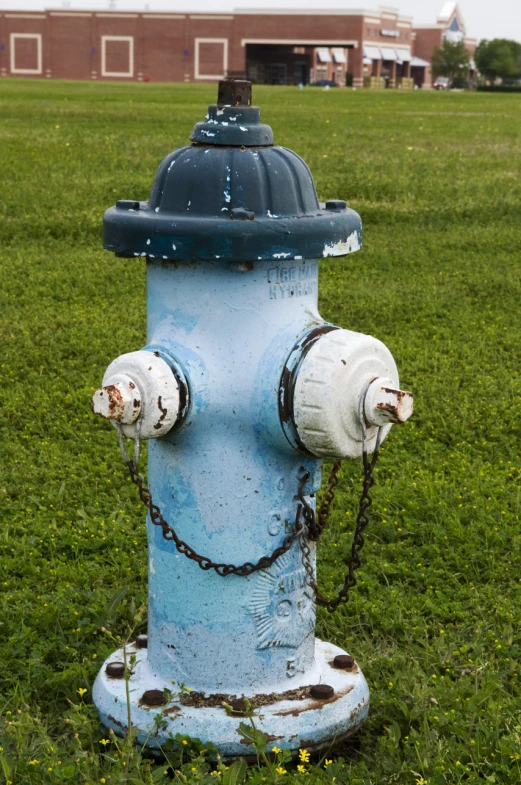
[93,351,181,439]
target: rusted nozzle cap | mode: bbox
[92,376,142,424]
[217,79,252,107]
[364,377,414,427]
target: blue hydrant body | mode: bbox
[145,259,323,693]
[92,80,413,756]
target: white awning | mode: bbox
[332,48,347,64]
[316,47,332,63]
[364,46,381,60]
[410,56,430,67]
[363,56,372,65]
[381,47,397,61]
[395,48,411,63]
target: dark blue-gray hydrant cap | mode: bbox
[191,79,274,147]
[103,79,362,262]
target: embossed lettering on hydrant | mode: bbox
[249,552,315,649]
[268,264,317,300]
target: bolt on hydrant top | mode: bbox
[103,79,362,263]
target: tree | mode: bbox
[431,40,470,83]
[475,39,521,82]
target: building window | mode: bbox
[10,33,42,75]
[101,36,134,78]
[448,17,461,32]
[194,38,229,80]
[265,63,287,84]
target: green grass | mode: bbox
[0,79,520,785]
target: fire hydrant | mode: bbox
[92,80,413,757]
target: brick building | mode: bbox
[0,3,474,88]
[413,1,477,85]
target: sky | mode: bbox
[1,0,520,43]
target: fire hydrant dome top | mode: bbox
[103,80,362,263]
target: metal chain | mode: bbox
[112,420,307,578]
[112,389,383,609]
[299,392,383,611]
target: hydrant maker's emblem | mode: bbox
[92,79,413,757]
[249,552,315,651]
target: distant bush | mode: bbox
[477,84,521,92]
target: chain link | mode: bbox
[299,430,382,612]
[112,387,383,611]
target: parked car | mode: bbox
[310,79,339,87]
[433,77,450,90]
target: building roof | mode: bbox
[410,55,430,67]
[437,1,457,23]
[0,0,410,18]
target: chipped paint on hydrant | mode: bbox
[92,79,413,757]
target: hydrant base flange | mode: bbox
[93,638,369,757]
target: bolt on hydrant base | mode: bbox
[92,79,412,757]
[93,638,369,757]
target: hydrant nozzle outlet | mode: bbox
[364,377,414,427]
[94,350,186,440]
[290,328,412,459]
[92,375,141,424]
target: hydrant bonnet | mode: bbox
[103,81,362,263]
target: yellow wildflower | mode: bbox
[77,687,88,697]
[299,749,310,763]
[29,760,40,765]
[276,766,287,775]
[297,764,307,774]
[272,746,282,754]
[182,739,188,745]
[100,739,110,746]
[325,760,333,767]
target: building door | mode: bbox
[264,63,286,84]
[294,61,307,85]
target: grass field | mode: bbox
[0,79,520,785]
